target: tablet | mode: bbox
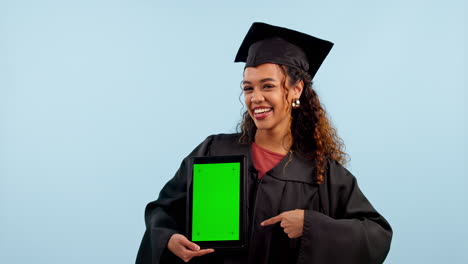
[186,155,247,251]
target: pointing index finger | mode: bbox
[261,214,282,226]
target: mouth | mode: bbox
[252,107,272,120]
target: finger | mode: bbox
[284,228,301,239]
[179,236,200,251]
[290,231,302,239]
[261,215,282,226]
[283,228,294,238]
[188,248,215,257]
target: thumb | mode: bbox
[180,236,200,251]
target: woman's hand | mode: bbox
[167,234,215,263]
[261,209,304,239]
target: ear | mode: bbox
[292,80,304,98]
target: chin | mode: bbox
[253,124,272,131]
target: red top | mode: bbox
[251,142,286,179]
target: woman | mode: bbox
[136,22,392,264]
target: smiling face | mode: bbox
[242,63,303,134]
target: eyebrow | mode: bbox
[242,78,277,85]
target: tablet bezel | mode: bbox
[186,155,247,251]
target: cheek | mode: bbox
[285,89,295,102]
[276,97,291,114]
[275,94,289,108]
[244,96,254,115]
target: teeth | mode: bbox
[254,108,271,114]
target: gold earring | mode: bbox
[292,98,300,108]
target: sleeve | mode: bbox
[297,160,393,264]
[135,135,215,264]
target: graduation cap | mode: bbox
[234,22,334,80]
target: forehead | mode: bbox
[243,63,284,81]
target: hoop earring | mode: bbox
[292,98,300,109]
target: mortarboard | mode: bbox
[234,22,334,80]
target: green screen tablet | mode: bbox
[187,155,247,250]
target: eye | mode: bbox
[263,84,275,89]
[243,86,253,92]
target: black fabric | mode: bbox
[234,22,334,80]
[135,133,392,264]
[245,37,310,74]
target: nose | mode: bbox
[251,90,265,104]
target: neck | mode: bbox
[254,129,292,155]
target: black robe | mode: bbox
[135,133,392,264]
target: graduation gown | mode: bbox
[135,133,392,264]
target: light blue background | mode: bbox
[1,0,466,263]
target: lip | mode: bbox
[251,106,272,120]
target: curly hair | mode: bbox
[238,65,348,184]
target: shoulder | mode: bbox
[209,133,249,156]
[191,133,247,156]
[209,133,241,145]
[325,159,357,186]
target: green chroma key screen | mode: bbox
[192,162,240,242]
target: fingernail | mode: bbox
[260,222,264,226]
